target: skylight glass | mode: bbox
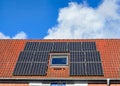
[51,55,68,66]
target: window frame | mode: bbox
[50,53,68,66]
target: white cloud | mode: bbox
[12,31,27,39]
[0,32,10,39]
[44,0,120,39]
[0,31,27,39]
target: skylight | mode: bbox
[51,55,68,66]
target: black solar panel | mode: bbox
[14,63,32,75]
[38,42,53,51]
[14,62,47,76]
[70,63,86,76]
[70,51,103,76]
[13,51,49,76]
[30,63,48,75]
[82,42,96,51]
[52,42,68,52]
[68,42,82,51]
[17,51,34,62]
[86,63,103,75]
[70,52,85,62]
[85,51,101,62]
[70,62,103,76]
[33,52,49,62]
[24,42,39,51]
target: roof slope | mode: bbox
[0,39,120,79]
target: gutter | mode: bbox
[0,78,119,84]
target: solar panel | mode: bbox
[70,62,103,76]
[82,42,96,51]
[30,63,48,75]
[14,62,48,76]
[70,52,85,62]
[68,42,82,51]
[70,42,103,76]
[85,51,101,62]
[33,52,49,62]
[13,51,49,76]
[38,42,53,51]
[17,51,35,62]
[14,62,32,75]
[52,42,68,52]
[86,63,103,75]
[24,42,39,51]
[70,63,86,76]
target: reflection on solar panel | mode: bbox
[13,41,103,76]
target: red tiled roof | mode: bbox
[0,39,120,79]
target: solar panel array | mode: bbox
[13,41,103,76]
[13,51,48,75]
[24,42,97,52]
[24,42,53,51]
[70,63,103,76]
[70,51,101,62]
[69,43,103,76]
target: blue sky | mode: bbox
[0,0,120,39]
